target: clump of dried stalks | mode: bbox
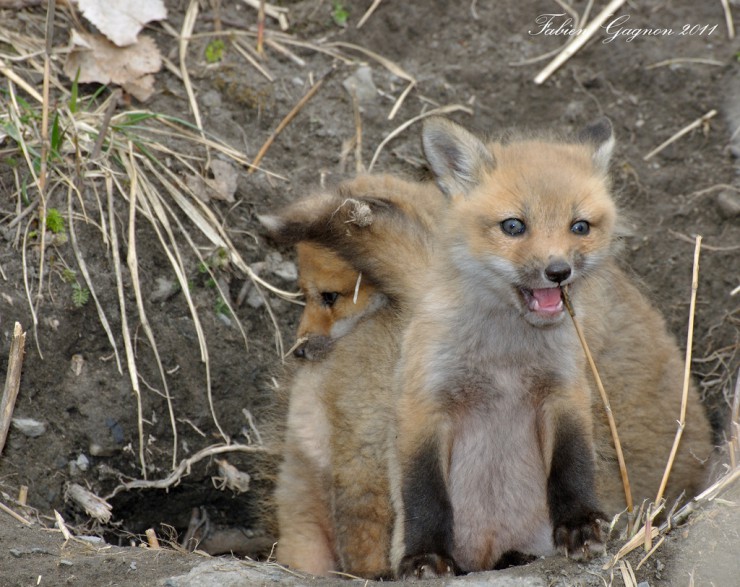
[0,0,471,512]
[0,2,296,481]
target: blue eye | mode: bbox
[501,218,526,236]
[571,220,590,235]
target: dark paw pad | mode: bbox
[554,511,607,560]
[398,553,458,579]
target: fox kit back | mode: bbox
[392,118,712,577]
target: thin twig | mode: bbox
[264,37,305,66]
[34,0,55,326]
[721,0,735,40]
[644,110,718,161]
[238,0,289,30]
[105,443,274,499]
[510,0,586,66]
[0,323,26,455]
[654,235,702,504]
[356,0,383,29]
[368,103,473,172]
[645,57,725,70]
[563,287,634,516]
[178,0,210,168]
[256,0,266,54]
[349,89,364,173]
[534,0,627,85]
[90,89,120,160]
[0,59,43,102]
[0,501,31,526]
[20,219,42,359]
[248,67,334,173]
[66,187,123,374]
[231,40,274,82]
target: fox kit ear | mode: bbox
[422,117,495,197]
[257,213,284,234]
[578,117,614,175]
[258,192,340,244]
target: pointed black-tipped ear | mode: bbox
[256,213,284,234]
[257,191,341,245]
[422,117,495,197]
[578,117,614,174]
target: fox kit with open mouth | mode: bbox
[392,118,712,577]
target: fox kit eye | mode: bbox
[501,218,526,236]
[321,292,340,307]
[570,220,590,235]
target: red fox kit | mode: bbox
[261,174,446,577]
[391,118,713,576]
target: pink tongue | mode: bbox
[532,287,562,309]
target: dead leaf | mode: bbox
[185,160,239,203]
[75,0,167,47]
[207,160,239,202]
[63,31,162,102]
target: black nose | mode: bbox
[545,261,572,284]
[293,346,307,359]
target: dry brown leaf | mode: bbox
[63,31,162,101]
[185,160,239,203]
[75,0,167,47]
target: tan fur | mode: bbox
[578,267,713,515]
[391,118,713,574]
[265,174,447,577]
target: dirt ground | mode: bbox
[0,0,739,585]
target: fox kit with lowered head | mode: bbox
[261,174,447,578]
[391,118,712,577]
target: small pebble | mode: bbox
[716,190,740,218]
[9,548,22,558]
[563,100,585,122]
[105,418,125,444]
[200,90,222,109]
[59,559,74,567]
[342,66,378,104]
[11,418,46,438]
[273,260,297,281]
[75,453,90,472]
[150,277,179,303]
[246,287,264,309]
[78,535,105,544]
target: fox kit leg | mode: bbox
[331,458,394,578]
[275,448,336,575]
[538,381,606,559]
[393,386,458,578]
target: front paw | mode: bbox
[398,553,458,579]
[554,510,607,561]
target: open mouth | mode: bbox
[519,286,564,317]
